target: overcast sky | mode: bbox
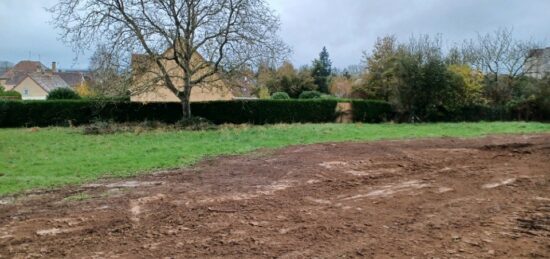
[1,0,549,70]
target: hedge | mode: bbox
[0,100,340,127]
[351,100,393,123]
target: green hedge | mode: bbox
[351,100,393,123]
[0,100,340,127]
[1,99,546,128]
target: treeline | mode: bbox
[242,28,549,121]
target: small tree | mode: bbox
[311,47,332,93]
[47,88,81,100]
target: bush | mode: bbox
[83,121,114,135]
[0,90,22,100]
[351,100,393,123]
[176,117,217,131]
[299,91,323,99]
[47,88,81,100]
[271,92,290,100]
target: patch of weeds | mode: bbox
[83,121,115,135]
[176,117,217,131]
[82,118,217,135]
[64,193,92,202]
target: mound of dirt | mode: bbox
[1,134,549,258]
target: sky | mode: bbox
[1,0,549,70]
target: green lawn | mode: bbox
[1,122,549,196]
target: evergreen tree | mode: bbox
[311,47,332,93]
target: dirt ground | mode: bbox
[1,134,549,258]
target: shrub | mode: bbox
[351,100,393,123]
[271,92,290,100]
[47,88,81,100]
[83,121,114,135]
[299,91,323,99]
[176,117,217,131]
[0,90,22,100]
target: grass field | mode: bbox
[1,122,549,196]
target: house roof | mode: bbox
[57,72,86,87]
[528,47,550,58]
[26,73,70,92]
[1,61,49,86]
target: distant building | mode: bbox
[1,61,49,90]
[525,47,550,79]
[12,73,70,100]
[1,60,91,99]
[131,48,234,103]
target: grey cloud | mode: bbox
[1,0,549,70]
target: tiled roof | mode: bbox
[1,61,49,86]
[28,73,70,92]
[57,72,85,87]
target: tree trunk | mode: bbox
[181,97,191,119]
[179,84,193,119]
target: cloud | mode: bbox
[1,0,549,69]
[271,0,550,68]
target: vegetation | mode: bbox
[311,47,333,93]
[271,92,291,100]
[47,88,81,100]
[1,122,549,195]
[352,31,548,122]
[264,62,317,98]
[0,85,22,100]
[299,91,323,99]
[0,99,344,127]
[351,100,393,123]
[50,0,289,118]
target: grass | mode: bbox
[0,122,549,196]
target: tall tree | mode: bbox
[362,35,398,101]
[311,47,332,93]
[50,0,289,118]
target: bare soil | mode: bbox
[1,134,549,258]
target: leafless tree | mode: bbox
[89,45,132,97]
[49,0,289,118]
[463,28,540,104]
[470,28,539,81]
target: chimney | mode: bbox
[52,62,57,73]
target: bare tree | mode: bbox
[49,0,289,118]
[464,28,540,104]
[89,45,132,98]
[471,28,539,81]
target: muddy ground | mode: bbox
[1,134,549,258]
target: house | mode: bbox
[0,60,50,90]
[12,73,70,100]
[130,48,234,103]
[525,47,550,79]
[1,60,92,99]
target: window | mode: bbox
[23,88,29,96]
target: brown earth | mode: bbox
[1,134,550,258]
